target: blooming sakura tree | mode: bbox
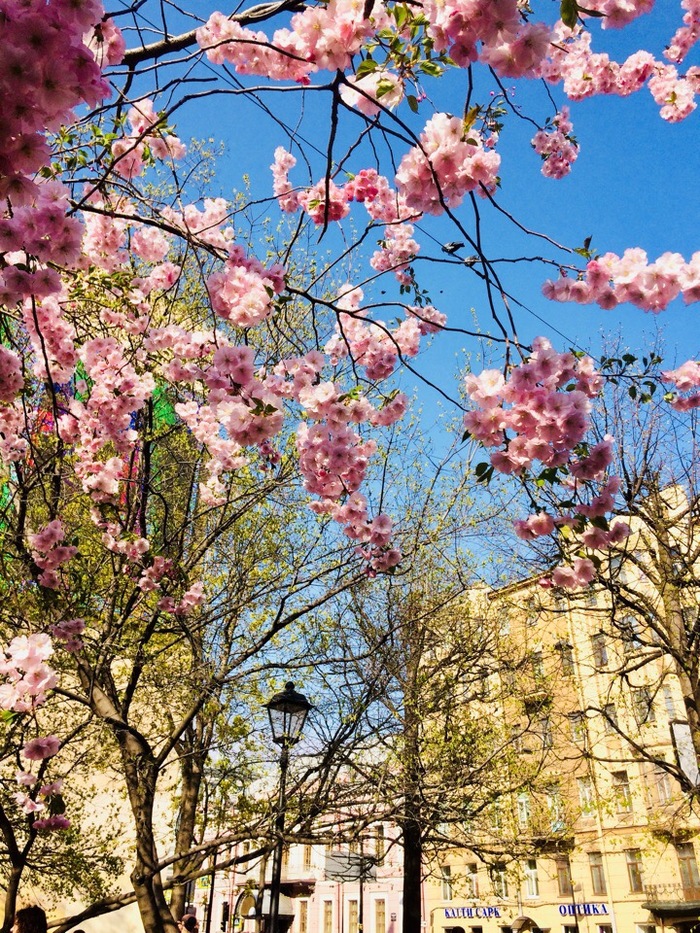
[1,0,700,928]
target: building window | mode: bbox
[655,766,672,804]
[491,864,508,898]
[633,686,656,724]
[589,852,607,896]
[569,712,585,743]
[466,863,479,897]
[539,716,553,749]
[517,793,531,827]
[525,859,539,897]
[602,703,618,734]
[323,902,333,933]
[348,901,359,933]
[625,849,644,893]
[676,843,700,893]
[441,865,453,901]
[282,847,290,873]
[556,859,573,897]
[557,642,575,676]
[613,770,633,814]
[547,784,564,832]
[663,685,677,719]
[375,825,385,866]
[578,775,595,813]
[303,845,312,871]
[298,901,308,933]
[375,899,386,933]
[491,801,503,831]
[621,615,644,654]
[531,650,544,679]
[526,598,538,626]
[563,927,577,933]
[511,724,524,754]
[592,634,608,669]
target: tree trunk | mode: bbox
[402,813,423,933]
[170,734,206,919]
[402,615,424,933]
[1,864,23,933]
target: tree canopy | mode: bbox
[1,0,700,930]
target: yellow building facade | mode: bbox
[425,563,700,933]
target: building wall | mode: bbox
[191,827,404,933]
[425,569,700,933]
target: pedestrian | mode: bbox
[180,916,199,933]
[12,907,47,933]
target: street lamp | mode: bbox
[265,682,314,933]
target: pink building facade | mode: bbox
[190,825,404,933]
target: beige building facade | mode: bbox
[426,563,700,933]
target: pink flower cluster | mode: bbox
[50,618,86,653]
[112,99,187,180]
[0,634,56,711]
[463,338,632,589]
[13,757,69,829]
[310,491,401,575]
[0,183,83,297]
[370,223,420,283]
[464,337,603,474]
[0,346,23,403]
[662,360,700,410]
[544,248,700,312]
[647,62,700,121]
[161,198,234,250]
[324,286,435,382]
[421,0,549,75]
[0,0,109,206]
[22,293,77,382]
[339,70,404,115]
[85,16,125,67]
[28,520,77,590]
[272,155,419,279]
[197,0,389,83]
[207,246,285,327]
[665,0,700,64]
[395,114,500,215]
[55,337,155,503]
[531,107,580,179]
[157,581,205,617]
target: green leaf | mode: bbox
[560,0,578,28]
[628,385,638,400]
[419,60,444,77]
[355,58,378,78]
[375,79,397,99]
[407,94,419,113]
[393,3,408,29]
[463,105,481,131]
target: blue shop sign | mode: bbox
[444,908,502,919]
[558,904,609,916]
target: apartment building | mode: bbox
[190,825,404,933]
[426,555,700,933]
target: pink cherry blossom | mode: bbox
[23,736,61,761]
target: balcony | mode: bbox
[643,884,700,917]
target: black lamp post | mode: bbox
[265,682,313,933]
